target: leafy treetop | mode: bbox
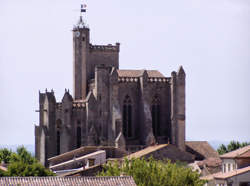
[98,157,205,186]
[217,140,250,155]
[0,146,54,177]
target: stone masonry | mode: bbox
[35,16,186,166]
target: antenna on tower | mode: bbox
[80,3,87,22]
[76,2,87,28]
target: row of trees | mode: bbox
[98,157,205,186]
[217,140,250,155]
[0,146,54,176]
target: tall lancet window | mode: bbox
[56,119,62,155]
[123,95,132,138]
[76,120,81,148]
[152,95,161,136]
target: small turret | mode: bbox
[170,66,186,151]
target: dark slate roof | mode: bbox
[117,70,165,78]
[0,176,137,186]
[186,141,219,160]
[220,145,250,159]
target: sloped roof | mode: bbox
[48,146,127,166]
[117,70,165,78]
[126,144,168,159]
[186,141,219,159]
[125,144,194,163]
[201,166,250,180]
[0,176,137,186]
[220,145,250,159]
[197,157,222,168]
[214,166,250,179]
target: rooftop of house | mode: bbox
[0,176,137,186]
[125,144,168,159]
[50,150,106,171]
[48,146,127,166]
[197,157,222,168]
[117,70,165,78]
[186,141,220,159]
[125,144,194,163]
[201,166,250,180]
[220,145,250,159]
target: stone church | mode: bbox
[35,15,186,166]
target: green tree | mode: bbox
[217,141,250,155]
[0,146,54,177]
[98,157,205,186]
[0,148,13,164]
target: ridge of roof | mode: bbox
[215,166,250,179]
[126,144,168,159]
[220,145,250,159]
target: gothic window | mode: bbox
[151,95,161,136]
[123,95,132,138]
[56,119,62,155]
[76,121,81,148]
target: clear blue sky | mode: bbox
[0,0,249,145]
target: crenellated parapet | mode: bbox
[147,77,171,83]
[57,102,86,110]
[72,102,86,109]
[118,77,139,83]
[89,43,120,52]
[117,77,171,83]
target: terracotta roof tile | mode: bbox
[0,176,137,186]
[117,70,165,78]
[197,157,222,168]
[126,144,168,159]
[215,166,250,179]
[220,145,250,159]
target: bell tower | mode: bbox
[73,4,89,100]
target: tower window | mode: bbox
[151,95,161,136]
[56,119,62,155]
[56,131,60,155]
[76,125,81,148]
[82,37,85,41]
[123,95,132,138]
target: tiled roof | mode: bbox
[186,141,219,159]
[125,144,194,163]
[201,166,250,180]
[126,144,168,159]
[214,166,250,179]
[197,157,222,168]
[117,70,165,78]
[220,145,250,159]
[48,146,127,166]
[0,176,137,186]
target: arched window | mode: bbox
[151,95,161,136]
[56,119,62,155]
[123,95,132,138]
[76,120,81,148]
